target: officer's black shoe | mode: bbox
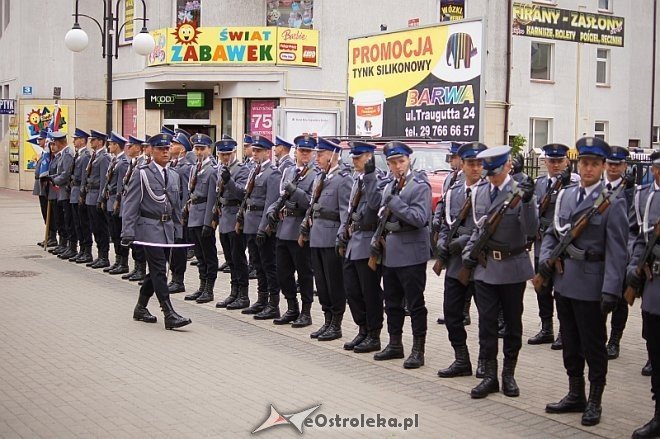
[184,279,206,301]
[274,299,300,324]
[59,243,77,259]
[69,249,83,262]
[49,238,65,254]
[551,330,563,350]
[311,312,332,338]
[353,329,381,353]
[545,376,586,413]
[501,357,519,397]
[133,294,157,324]
[243,292,268,314]
[104,256,120,272]
[129,262,146,281]
[76,247,94,264]
[470,360,499,399]
[54,239,69,255]
[122,265,138,279]
[437,345,472,378]
[436,315,445,325]
[226,286,250,309]
[317,314,343,341]
[632,407,660,438]
[374,334,405,361]
[403,336,425,369]
[215,285,238,308]
[159,297,191,330]
[581,383,604,426]
[255,294,281,320]
[606,329,623,360]
[476,359,485,378]
[528,318,554,345]
[643,359,653,376]
[291,302,312,327]
[343,326,367,350]
[92,252,110,269]
[196,279,215,304]
[167,273,186,293]
[46,237,58,248]
[86,257,99,267]
[109,256,129,275]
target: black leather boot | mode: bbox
[226,285,250,309]
[545,376,586,413]
[215,284,238,308]
[242,292,268,315]
[109,255,129,274]
[76,246,94,264]
[501,357,519,397]
[59,242,77,259]
[184,278,206,301]
[273,299,300,324]
[311,312,331,338]
[343,325,367,351]
[374,333,405,361]
[437,345,472,378]
[581,383,605,426]
[476,359,485,378]
[46,236,58,248]
[403,336,425,369]
[471,359,499,399]
[353,329,381,353]
[92,251,110,269]
[122,264,138,279]
[159,297,191,330]
[632,405,660,438]
[643,359,653,376]
[254,294,281,320]
[463,296,471,326]
[528,317,554,345]
[167,273,185,294]
[69,246,84,262]
[49,238,66,254]
[317,314,343,341]
[606,328,623,360]
[291,302,312,327]
[551,329,563,350]
[104,255,120,272]
[196,279,215,304]
[133,294,157,323]
[128,261,146,281]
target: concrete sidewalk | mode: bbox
[0,188,652,438]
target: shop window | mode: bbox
[598,0,612,12]
[266,0,314,29]
[653,126,660,145]
[176,0,201,26]
[596,49,610,86]
[594,121,608,140]
[531,42,553,81]
[529,118,552,149]
[221,99,232,137]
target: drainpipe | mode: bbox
[651,0,658,148]
[504,0,513,145]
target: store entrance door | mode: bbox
[162,120,216,140]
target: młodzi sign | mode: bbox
[144,89,214,110]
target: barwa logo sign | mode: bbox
[348,20,483,141]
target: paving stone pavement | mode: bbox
[0,188,653,438]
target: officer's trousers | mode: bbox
[140,246,171,303]
[87,204,109,253]
[75,203,92,248]
[534,256,555,320]
[38,195,48,224]
[643,311,660,402]
[247,234,279,294]
[610,294,629,333]
[382,263,427,337]
[344,257,383,331]
[444,276,474,348]
[277,239,313,303]
[107,213,128,257]
[131,244,145,263]
[56,200,73,243]
[474,280,525,360]
[219,231,248,288]
[311,247,346,316]
[555,292,608,385]
[169,228,188,277]
[190,226,218,281]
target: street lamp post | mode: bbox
[65,0,155,135]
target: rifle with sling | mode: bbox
[235,163,261,234]
[182,161,202,226]
[337,176,364,257]
[367,173,406,271]
[297,163,329,247]
[210,163,228,230]
[100,157,117,211]
[113,158,136,216]
[433,191,472,276]
[266,161,313,236]
[624,219,660,306]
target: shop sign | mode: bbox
[440,0,465,22]
[144,89,214,110]
[0,99,15,115]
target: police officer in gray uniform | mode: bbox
[45,136,62,253]
[528,144,578,347]
[103,132,130,274]
[305,137,352,341]
[463,145,537,399]
[120,133,191,330]
[215,136,251,308]
[85,130,111,268]
[30,131,51,243]
[336,141,384,353]
[68,129,92,262]
[274,135,295,173]
[628,150,660,438]
[370,141,431,369]
[266,135,317,324]
[540,138,628,426]
[183,134,218,304]
[50,132,75,258]
[436,142,486,378]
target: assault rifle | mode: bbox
[266,161,313,236]
[367,173,406,271]
[624,219,660,306]
[337,176,364,257]
[235,163,261,234]
[297,164,328,247]
[210,164,228,230]
[182,161,203,226]
[432,191,472,276]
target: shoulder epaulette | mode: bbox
[637,183,651,192]
[138,163,149,169]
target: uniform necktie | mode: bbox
[606,183,612,191]
[490,186,499,202]
[577,187,586,204]
[163,168,168,187]
[547,177,553,192]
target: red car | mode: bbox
[337,137,452,209]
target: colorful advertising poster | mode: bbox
[512,2,625,47]
[348,20,482,141]
[22,104,69,170]
[266,0,314,29]
[9,117,19,173]
[440,0,465,22]
[146,25,319,67]
[248,99,277,139]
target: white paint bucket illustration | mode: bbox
[354,90,386,137]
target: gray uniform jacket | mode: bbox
[47,153,60,201]
[244,160,281,235]
[268,164,317,241]
[218,160,250,234]
[69,148,90,204]
[310,166,352,249]
[85,148,111,206]
[534,173,580,257]
[629,184,660,315]
[121,162,183,244]
[339,170,383,261]
[106,154,129,213]
[187,158,218,228]
[540,182,628,301]
[438,180,480,280]
[376,170,432,268]
[277,154,294,174]
[117,157,138,217]
[172,153,195,206]
[463,177,538,284]
[52,146,75,202]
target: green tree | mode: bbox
[510,134,527,156]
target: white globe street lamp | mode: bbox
[133,28,155,56]
[64,25,89,53]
